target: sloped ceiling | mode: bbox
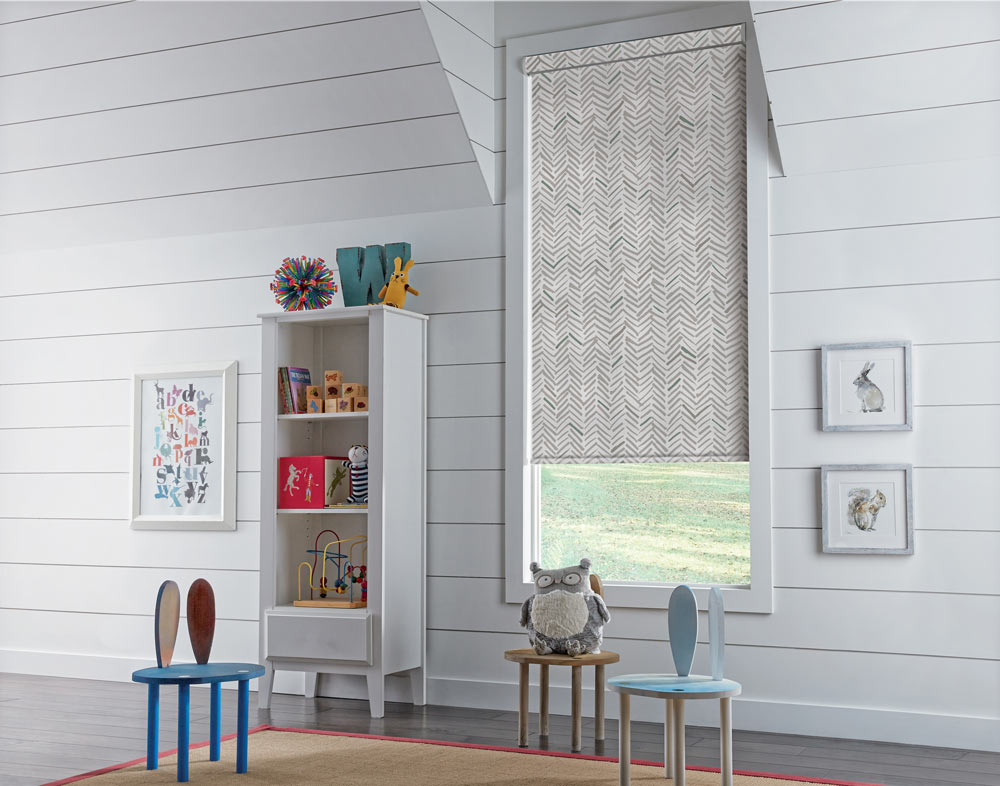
[0,1,493,253]
[751,0,1000,176]
[420,1,502,203]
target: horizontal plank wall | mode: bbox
[0,1,491,253]
[2,0,997,755]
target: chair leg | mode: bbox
[720,697,733,786]
[664,699,673,779]
[237,679,249,774]
[539,664,550,736]
[210,682,221,761]
[146,684,159,770]
[618,692,631,786]
[177,684,190,783]
[571,665,582,752]
[518,662,530,747]
[672,700,686,786]
[594,664,605,741]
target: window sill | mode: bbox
[504,575,773,614]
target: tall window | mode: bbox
[525,26,750,586]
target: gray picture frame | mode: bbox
[821,341,913,431]
[820,464,914,555]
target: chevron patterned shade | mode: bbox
[528,26,748,464]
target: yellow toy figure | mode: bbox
[378,257,420,309]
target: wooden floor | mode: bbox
[0,673,997,786]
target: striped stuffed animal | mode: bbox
[344,444,369,505]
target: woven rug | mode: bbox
[44,726,888,786]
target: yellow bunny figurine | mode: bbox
[378,257,420,309]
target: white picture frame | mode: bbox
[129,361,238,530]
[821,464,914,555]
[821,341,912,431]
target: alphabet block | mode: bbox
[325,399,339,413]
[307,398,323,414]
[324,370,343,385]
[306,385,322,401]
[336,397,354,413]
[325,384,341,399]
[353,397,369,412]
[342,382,367,398]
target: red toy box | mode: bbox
[278,455,348,509]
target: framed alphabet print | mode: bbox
[130,361,237,530]
[821,341,912,431]
[821,464,913,555]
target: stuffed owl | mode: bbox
[519,558,610,656]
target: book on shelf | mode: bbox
[287,367,312,414]
[277,367,292,414]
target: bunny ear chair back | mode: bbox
[666,585,726,680]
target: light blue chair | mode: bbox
[609,586,740,786]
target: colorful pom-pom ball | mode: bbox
[270,256,338,311]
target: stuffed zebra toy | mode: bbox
[344,444,369,504]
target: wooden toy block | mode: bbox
[324,370,343,386]
[325,383,341,399]
[342,382,367,397]
[353,397,369,412]
[324,399,339,413]
[306,385,322,401]
[336,397,354,413]
[307,398,323,414]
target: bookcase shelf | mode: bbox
[257,305,427,718]
[277,412,369,422]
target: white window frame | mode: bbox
[504,4,773,614]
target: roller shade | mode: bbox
[527,25,748,464]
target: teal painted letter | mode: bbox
[337,246,389,306]
[384,242,412,267]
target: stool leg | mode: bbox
[237,679,249,774]
[518,662,529,747]
[210,682,221,761]
[571,665,582,752]
[177,684,190,783]
[146,684,159,770]
[595,664,605,741]
[672,700,685,786]
[539,664,550,736]
[664,699,673,779]
[720,697,733,786]
[618,692,631,786]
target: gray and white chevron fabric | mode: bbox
[529,30,748,464]
[523,25,743,75]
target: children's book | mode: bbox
[277,368,291,414]
[287,367,312,414]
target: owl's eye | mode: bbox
[536,575,554,588]
[562,573,581,585]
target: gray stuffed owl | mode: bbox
[519,558,610,656]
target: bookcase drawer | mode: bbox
[267,610,371,664]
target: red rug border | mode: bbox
[40,723,890,786]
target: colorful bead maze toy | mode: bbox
[295,530,368,608]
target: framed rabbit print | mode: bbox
[821,464,913,554]
[821,341,912,431]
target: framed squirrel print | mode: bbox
[821,341,912,431]
[129,361,238,530]
[821,464,913,554]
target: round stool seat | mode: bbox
[610,673,741,700]
[504,648,620,666]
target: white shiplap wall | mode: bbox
[1,0,997,757]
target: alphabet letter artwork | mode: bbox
[139,375,223,517]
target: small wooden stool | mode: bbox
[505,571,618,752]
[504,648,619,752]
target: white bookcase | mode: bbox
[257,305,427,717]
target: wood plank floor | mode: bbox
[0,673,997,786]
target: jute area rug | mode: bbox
[45,726,885,786]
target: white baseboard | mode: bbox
[3,649,996,752]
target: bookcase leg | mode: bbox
[258,663,274,710]
[304,673,318,698]
[367,673,385,718]
[409,668,426,706]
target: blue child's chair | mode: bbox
[609,585,741,786]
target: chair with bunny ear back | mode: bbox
[610,586,741,786]
[504,573,619,753]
